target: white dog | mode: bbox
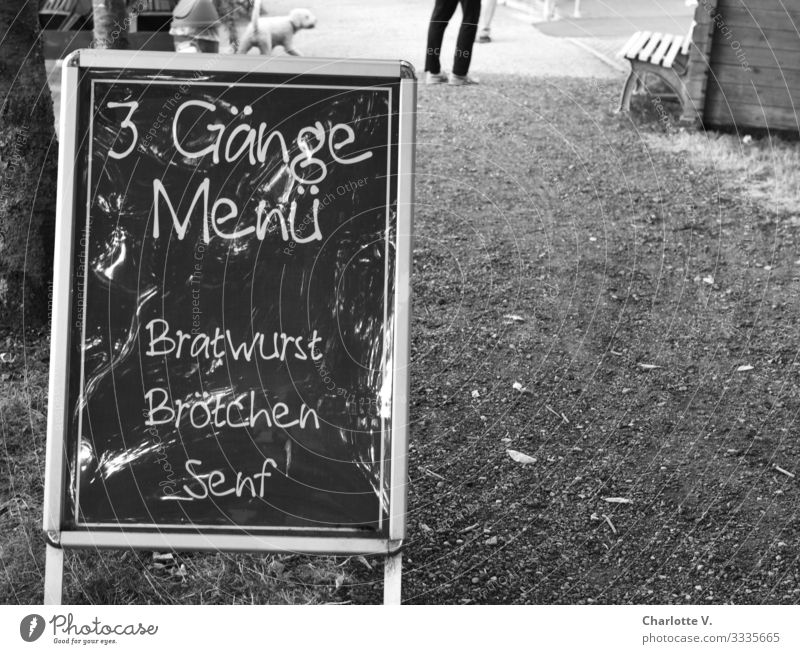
[237,1,317,55]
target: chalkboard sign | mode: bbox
[44,50,415,554]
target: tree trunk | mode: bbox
[93,0,129,49]
[0,0,57,329]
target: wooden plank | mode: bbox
[712,62,800,91]
[639,32,663,62]
[715,0,788,9]
[706,77,800,108]
[650,34,675,66]
[716,1,800,20]
[628,30,653,59]
[711,26,800,51]
[663,36,685,67]
[41,0,75,13]
[624,31,651,59]
[618,31,643,59]
[710,42,800,71]
[721,8,800,32]
[704,101,800,132]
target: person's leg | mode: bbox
[452,0,481,76]
[425,0,460,73]
[478,0,496,39]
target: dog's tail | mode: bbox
[250,0,263,35]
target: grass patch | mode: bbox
[627,83,800,217]
[645,124,800,216]
[61,550,365,605]
[0,336,49,603]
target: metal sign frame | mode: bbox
[43,50,415,563]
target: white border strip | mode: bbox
[60,531,402,554]
[43,61,80,535]
[388,77,416,542]
[74,49,402,79]
[73,79,94,525]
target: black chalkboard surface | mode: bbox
[45,51,415,554]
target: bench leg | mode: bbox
[618,63,702,127]
[617,69,639,113]
[677,90,702,127]
[657,69,702,127]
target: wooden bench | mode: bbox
[617,1,717,126]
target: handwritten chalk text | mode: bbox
[145,388,320,431]
[165,458,279,501]
[145,318,323,362]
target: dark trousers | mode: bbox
[425,0,482,76]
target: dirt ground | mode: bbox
[3,74,800,604]
[342,75,800,604]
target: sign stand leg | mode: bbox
[44,543,64,605]
[383,552,402,605]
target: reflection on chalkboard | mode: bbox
[66,70,400,534]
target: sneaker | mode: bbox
[448,73,479,86]
[425,71,448,84]
[476,33,491,43]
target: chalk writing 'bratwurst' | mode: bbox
[145,318,323,362]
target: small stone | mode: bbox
[485,536,498,546]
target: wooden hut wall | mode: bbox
[703,0,800,132]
